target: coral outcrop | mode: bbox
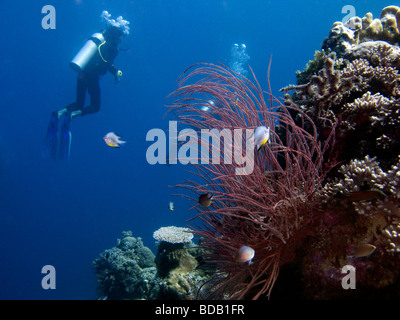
[300,156,400,298]
[93,229,209,300]
[282,7,400,168]
[153,226,209,299]
[321,6,400,54]
[93,231,158,300]
[92,5,400,301]
[283,48,400,170]
[153,226,194,244]
[280,6,400,299]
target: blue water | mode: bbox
[0,0,385,299]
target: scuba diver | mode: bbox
[44,11,130,160]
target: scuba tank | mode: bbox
[70,32,105,72]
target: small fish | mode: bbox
[200,100,214,112]
[253,126,270,151]
[235,245,255,265]
[103,132,126,148]
[199,193,213,207]
[169,201,174,211]
[200,105,210,112]
[349,244,376,258]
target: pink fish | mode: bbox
[235,245,255,264]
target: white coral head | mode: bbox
[153,226,193,244]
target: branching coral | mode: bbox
[282,43,400,169]
[152,226,207,299]
[279,7,400,298]
[167,62,334,299]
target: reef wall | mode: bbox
[281,6,400,299]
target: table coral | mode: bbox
[153,226,194,244]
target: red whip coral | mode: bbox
[167,62,335,299]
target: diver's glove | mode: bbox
[115,70,122,84]
[57,108,68,119]
[71,110,82,118]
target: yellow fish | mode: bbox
[169,201,174,211]
[103,132,126,148]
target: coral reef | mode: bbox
[278,6,400,299]
[283,49,400,170]
[321,6,400,54]
[165,5,400,300]
[153,226,209,299]
[282,8,400,171]
[93,230,209,300]
[153,226,194,244]
[93,231,158,300]
[299,156,400,298]
[91,5,400,301]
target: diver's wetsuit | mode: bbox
[65,40,119,116]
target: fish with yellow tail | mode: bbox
[103,132,126,148]
[253,126,270,151]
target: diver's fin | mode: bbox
[43,112,58,159]
[58,112,72,160]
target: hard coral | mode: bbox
[93,230,208,300]
[155,240,203,299]
[300,156,400,298]
[282,39,400,169]
[93,231,158,300]
[323,6,400,50]
[165,5,400,300]
[153,226,194,244]
[152,226,209,300]
[380,6,400,43]
[281,5,400,295]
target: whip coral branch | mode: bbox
[166,61,334,299]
